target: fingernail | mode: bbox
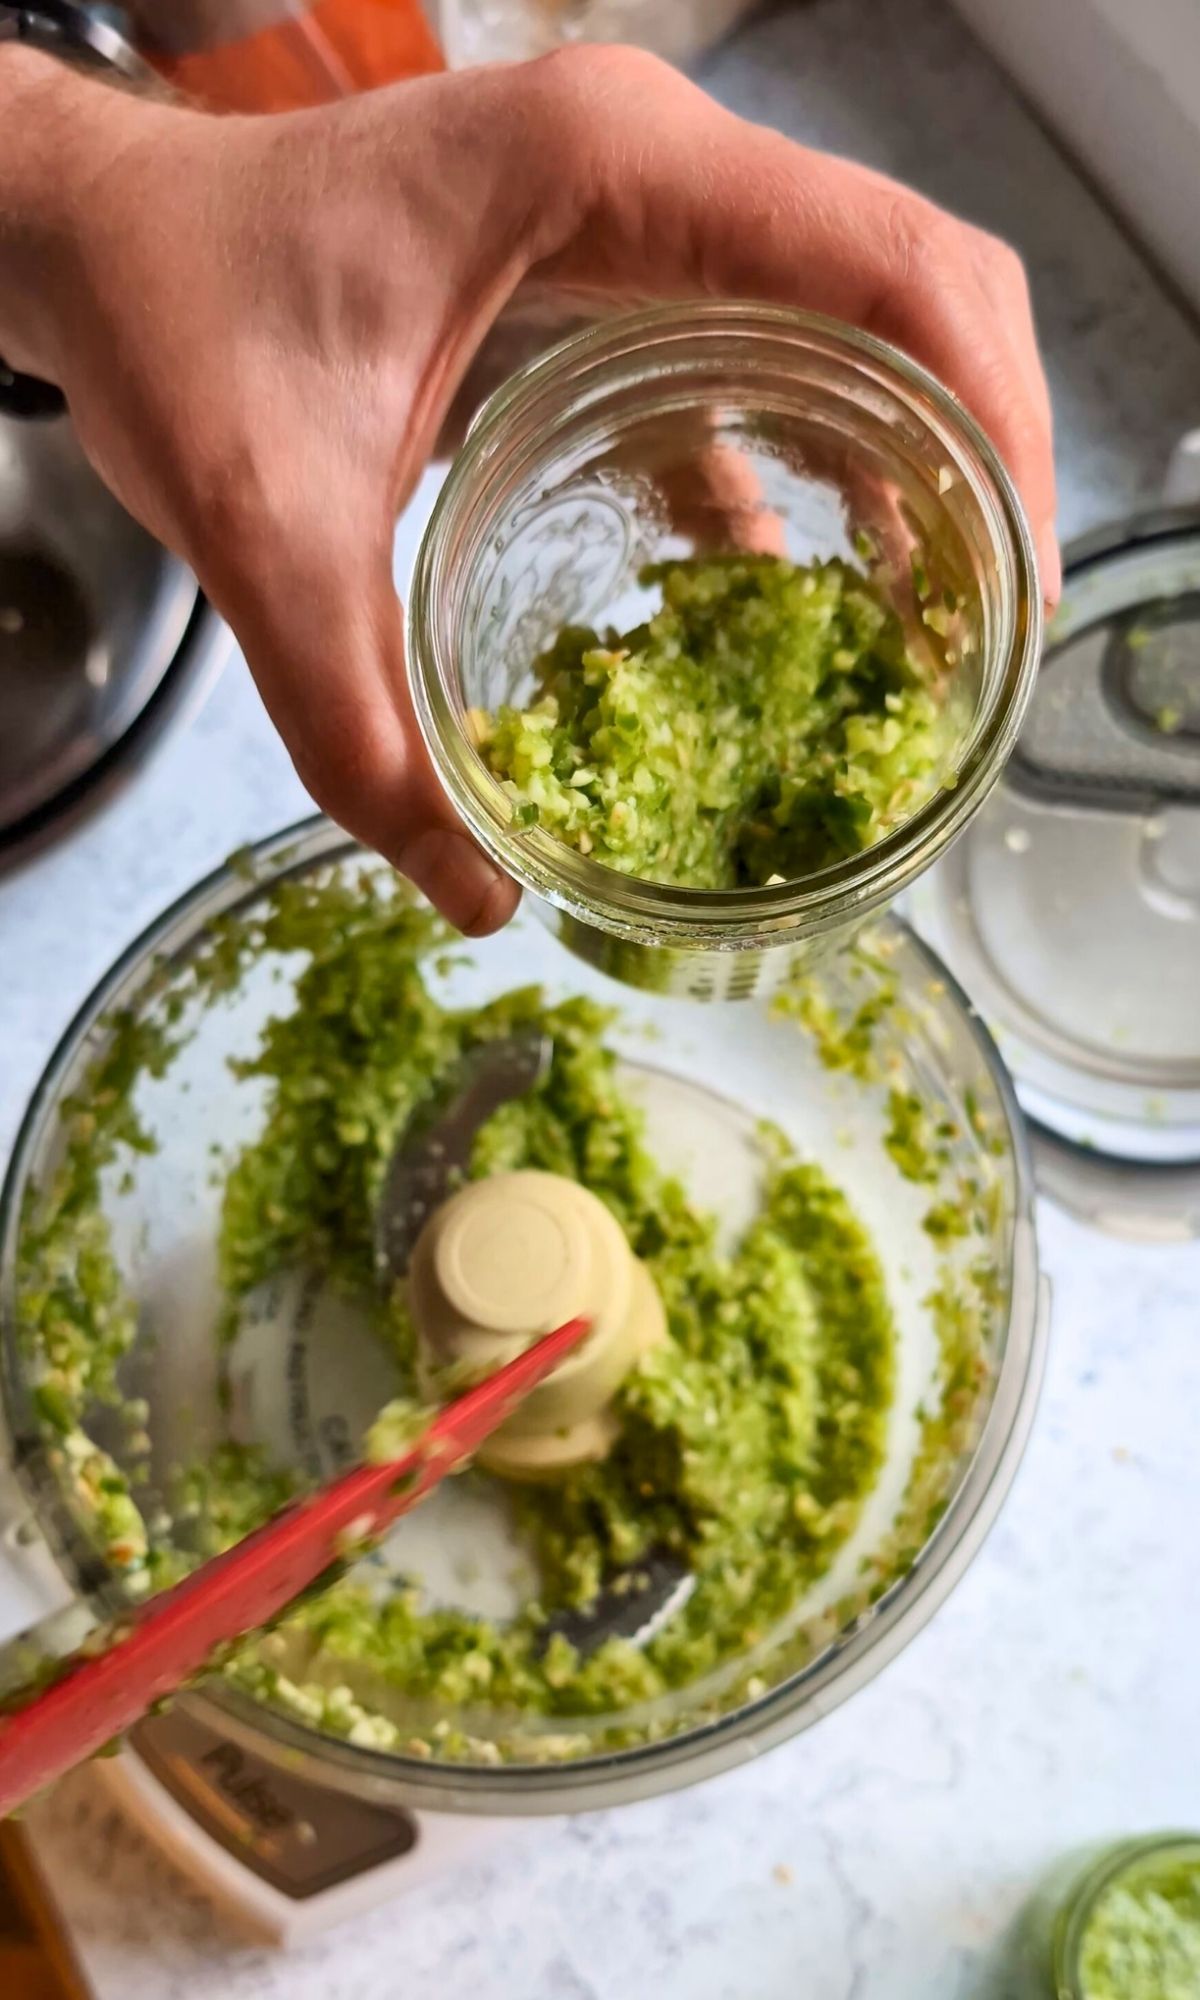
[1038,524,1062,611]
[399,829,515,936]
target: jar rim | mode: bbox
[409,302,1043,949]
[1053,1831,1200,1997]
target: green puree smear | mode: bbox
[213,886,895,1736]
[15,871,1000,1764]
[1077,1850,1200,2000]
[479,554,956,888]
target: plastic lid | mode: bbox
[918,506,1200,1239]
[409,1170,665,1474]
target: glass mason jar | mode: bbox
[408,303,1042,1000]
[1015,1833,1200,1997]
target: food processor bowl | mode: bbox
[0,820,1044,1816]
[408,304,1042,1000]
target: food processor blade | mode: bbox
[375,1032,552,1283]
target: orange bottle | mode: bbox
[131,0,443,114]
[0,1822,92,2000]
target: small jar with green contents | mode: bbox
[408,303,1041,999]
[1017,1834,1200,1999]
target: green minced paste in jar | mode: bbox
[1075,1849,1200,2000]
[478,554,957,888]
[16,871,999,1762]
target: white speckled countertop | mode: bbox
[4,1,1200,1994]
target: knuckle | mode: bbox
[970,226,1030,300]
[293,713,392,822]
[526,43,683,156]
[184,441,283,592]
[520,43,698,247]
[186,456,258,572]
[880,195,929,282]
[533,40,678,104]
[908,212,1030,311]
[883,194,967,289]
[987,231,1026,280]
[912,203,968,265]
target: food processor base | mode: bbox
[97,1711,505,1947]
[0,1462,504,1947]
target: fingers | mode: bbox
[603,404,786,554]
[529,48,1059,603]
[659,436,788,557]
[866,220,1061,603]
[201,510,519,937]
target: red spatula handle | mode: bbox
[0,1316,589,1818]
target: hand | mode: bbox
[0,46,1057,934]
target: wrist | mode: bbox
[0,44,158,377]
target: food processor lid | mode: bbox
[921,489,1200,1241]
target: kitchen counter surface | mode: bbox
[5,2,1200,1994]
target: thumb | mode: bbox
[209,515,519,937]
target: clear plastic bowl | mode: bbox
[409,303,1042,1000]
[0,820,1044,1814]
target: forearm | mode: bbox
[0,44,140,378]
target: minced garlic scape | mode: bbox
[15,869,1000,1765]
[479,554,959,888]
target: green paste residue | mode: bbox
[14,871,1004,1762]
[1077,1850,1200,2000]
[212,884,895,1725]
[478,554,958,888]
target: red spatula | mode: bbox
[0,1316,590,1819]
